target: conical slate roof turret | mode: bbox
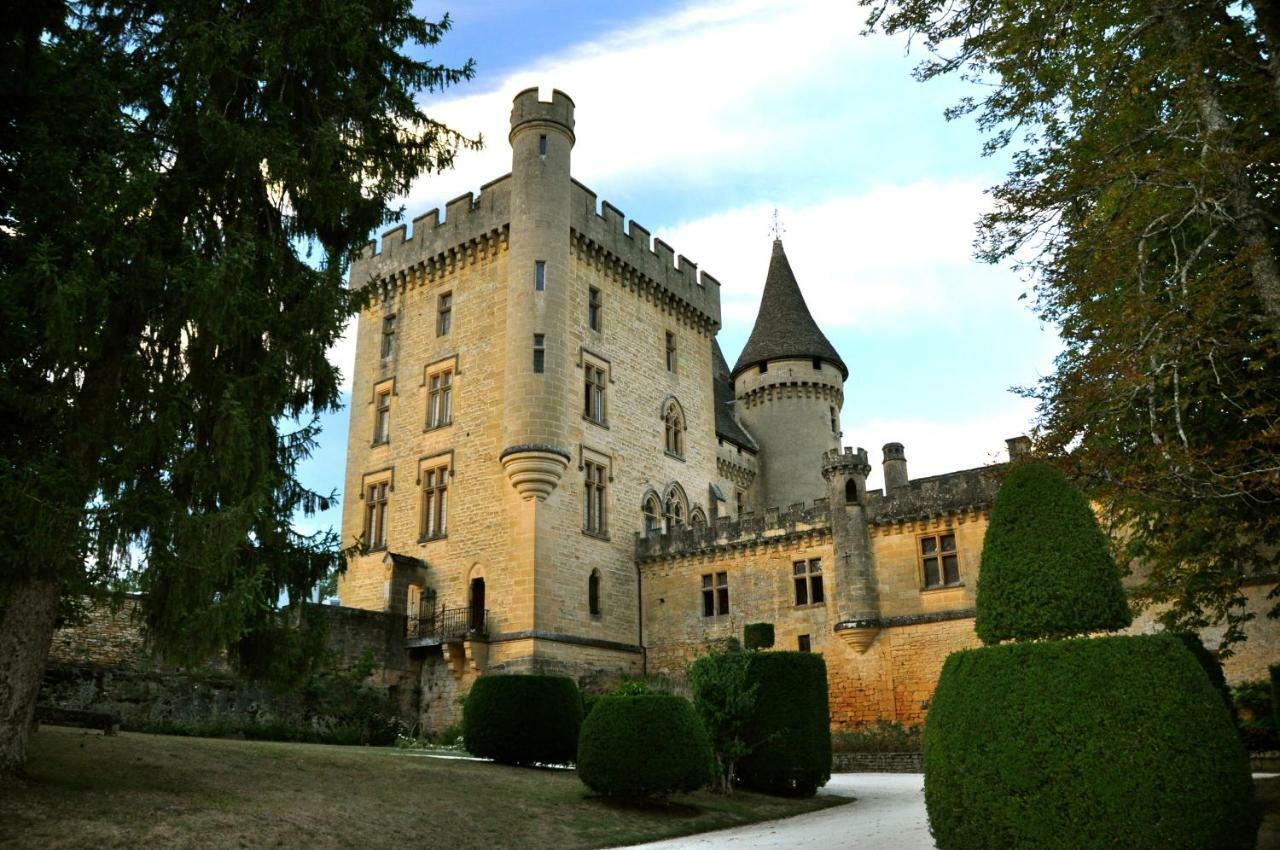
[732,239,847,379]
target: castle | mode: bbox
[337,88,1279,731]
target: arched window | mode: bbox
[845,479,858,504]
[643,494,662,537]
[663,484,688,531]
[690,507,707,527]
[663,399,685,458]
[588,569,601,616]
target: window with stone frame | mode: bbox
[920,531,961,588]
[797,634,812,652]
[663,400,685,458]
[427,368,453,429]
[665,331,677,372]
[664,493,686,530]
[533,334,546,373]
[793,558,824,605]
[701,571,729,617]
[373,386,392,445]
[363,478,390,550]
[588,287,602,332]
[584,364,607,425]
[419,460,449,540]
[583,459,607,536]
[588,569,602,617]
[642,494,662,537]
[437,292,452,336]
[690,506,707,527]
[380,314,396,359]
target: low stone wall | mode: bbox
[832,751,923,773]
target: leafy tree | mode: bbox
[975,462,1131,644]
[0,1,475,775]
[862,0,1280,648]
[689,645,758,793]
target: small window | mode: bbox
[588,287,602,331]
[420,463,449,540]
[813,358,822,370]
[665,331,677,372]
[736,490,744,517]
[844,479,857,504]
[584,364,607,424]
[533,334,545,373]
[588,569,601,617]
[664,493,685,531]
[759,362,768,374]
[374,389,392,444]
[690,507,706,527]
[921,532,961,588]
[793,558,824,606]
[830,406,838,434]
[535,260,546,291]
[798,634,811,652]
[701,571,728,617]
[583,460,607,536]
[381,315,396,359]
[643,494,662,537]
[538,134,547,157]
[363,480,389,550]
[437,292,452,336]
[664,400,685,457]
[427,369,453,429]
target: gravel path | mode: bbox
[622,773,935,850]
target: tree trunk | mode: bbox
[1248,0,1280,113]
[0,575,62,777]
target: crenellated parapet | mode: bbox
[352,174,514,295]
[866,464,1001,525]
[635,499,831,562]
[570,180,721,332]
[821,446,871,481]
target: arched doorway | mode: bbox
[469,577,486,632]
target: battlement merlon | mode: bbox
[821,446,871,478]
[570,180,721,329]
[635,498,831,563]
[509,87,575,144]
[349,174,514,286]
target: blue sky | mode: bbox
[294,0,1058,539]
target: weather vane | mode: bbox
[769,208,785,241]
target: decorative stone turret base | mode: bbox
[835,618,882,653]
[499,445,570,501]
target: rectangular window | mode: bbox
[583,460,607,536]
[798,634,811,653]
[588,287,602,331]
[584,364,606,424]
[538,134,547,157]
[533,334,545,373]
[381,315,396,359]
[364,481,389,550]
[794,558,824,606]
[701,571,729,617]
[420,464,448,540]
[920,532,961,588]
[665,331,677,372]
[736,490,745,517]
[437,292,452,336]
[374,389,391,444]
[535,260,546,291]
[759,362,768,375]
[427,370,453,428]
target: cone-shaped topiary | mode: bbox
[974,462,1130,644]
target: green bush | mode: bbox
[577,695,713,797]
[689,646,757,792]
[1173,632,1234,720]
[743,623,775,650]
[974,462,1130,643]
[832,720,921,754]
[462,674,581,766]
[924,635,1256,850]
[736,651,830,797]
[1233,679,1279,751]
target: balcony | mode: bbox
[407,605,488,647]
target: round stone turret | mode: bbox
[500,88,576,500]
[882,442,909,493]
[733,239,845,509]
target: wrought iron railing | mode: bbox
[407,605,488,642]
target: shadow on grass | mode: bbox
[583,795,704,818]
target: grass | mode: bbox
[0,727,850,849]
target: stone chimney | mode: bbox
[1006,435,1032,462]
[882,442,909,493]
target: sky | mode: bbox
[294,0,1059,539]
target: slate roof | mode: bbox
[713,340,758,452]
[732,239,848,379]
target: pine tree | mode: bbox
[0,1,475,775]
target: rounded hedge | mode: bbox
[975,462,1130,643]
[736,651,831,796]
[462,674,581,766]
[577,694,713,797]
[924,634,1256,850]
[743,622,775,650]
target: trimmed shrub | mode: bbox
[689,646,757,792]
[924,634,1256,850]
[832,720,921,754]
[1233,679,1279,751]
[736,651,830,796]
[974,462,1130,643]
[743,622,775,650]
[1174,632,1234,720]
[577,695,713,797]
[462,674,581,766]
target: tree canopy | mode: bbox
[0,0,474,773]
[863,0,1280,648]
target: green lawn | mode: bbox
[0,726,850,849]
